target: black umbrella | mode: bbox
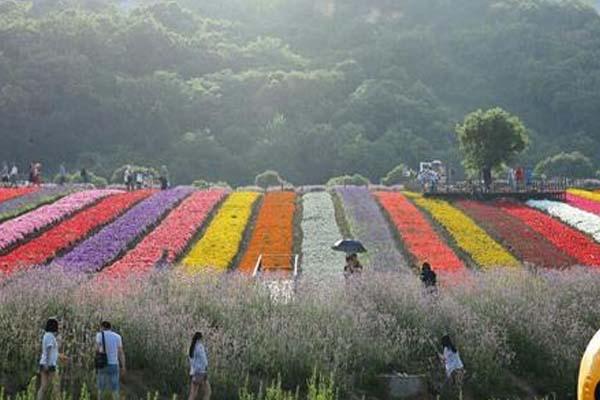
[331,239,367,254]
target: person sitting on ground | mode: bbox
[439,334,465,393]
[344,253,363,277]
[38,318,60,400]
[188,331,211,400]
[420,262,437,289]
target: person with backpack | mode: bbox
[188,332,211,400]
[95,321,126,400]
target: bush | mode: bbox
[326,174,370,187]
[111,165,159,184]
[255,170,284,188]
[53,171,108,187]
[381,164,413,186]
[534,151,594,179]
[193,179,231,189]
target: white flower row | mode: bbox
[527,199,600,242]
[301,192,343,278]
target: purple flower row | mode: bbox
[336,187,407,271]
[0,186,71,219]
[0,189,118,251]
[54,187,194,272]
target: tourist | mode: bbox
[10,164,18,187]
[38,318,59,400]
[439,334,465,394]
[81,168,89,184]
[420,262,437,290]
[507,167,516,191]
[188,331,211,400]
[58,164,67,185]
[515,167,524,191]
[96,321,126,400]
[482,167,492,192]
[135,171,143,190]
[343,253,363,278]
[155,249,170,271]
[1,162,8,185]
[159,165,169,190]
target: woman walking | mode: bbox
[439,334,465,397]
[38,318,60,400]
[188,332,211,400]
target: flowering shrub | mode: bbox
[567,192,600,215]
[0,190,152,275]
[0,187,37,204]
[527,199,600,242]
[107,189,226,276]
[53,188,192,272]
[375,191,465,272]
[0,186,71,222]
[457,200,575,268]
[406,193,519,268]
[336,187,406,270]
[498,201,600,266]
[239,192,297,273]
[183,192,260,272]
[0,189,118,251]
[300,192,343,278]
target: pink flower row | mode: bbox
[0,189,119,251]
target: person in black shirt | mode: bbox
[420,262,437,289]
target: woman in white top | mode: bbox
[188,332,211,400]
[38,318,59,400]
[440,334,465,391]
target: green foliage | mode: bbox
[456,108,529,172]
[381,164,413,186]
[255,170,285,188]
[111,165,159,184]
[534,151,595,178]
[54,172,108,187]
[326,174,370,187]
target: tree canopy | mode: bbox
[534,151,595,178]
[1,0,600,184]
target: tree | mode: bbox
[255,170,285,188]
[456,108,528,187]
[381,163,413,186]
[534,151,594,179]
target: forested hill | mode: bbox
[2,0,600,185]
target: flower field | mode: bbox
[300,191,342,277]
[183,192,260,272]
[0,186,70,222]
[456,200,576,268]
[238,191,297,274]
[107,189,226,276]
[0,187,37,204]
[375,191,465,272]
[527,200,600,242]
[336,187,406,270]
[0,190,152,275]
[568,188,600,203]
[406,193,519,268]
[567,192,600,215]
[0,189,117,252]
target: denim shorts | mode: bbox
[97,364,120,392]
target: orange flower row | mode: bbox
[238,191,297,274]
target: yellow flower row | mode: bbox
[567,188,600,203]
[405,192,519,268]
[183,192,260,273]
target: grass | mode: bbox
[1,267,597,399]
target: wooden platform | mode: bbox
[424,190,566,202]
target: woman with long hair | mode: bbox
[440,334,465,395]
[38,318,59,400]
[188,332,211,400]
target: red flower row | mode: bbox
[105,189,226,277]
[0,187,37,204]
[0,190,152,274]
[375,192,464,272]
[498,201,600,267]
[457,200,576,268]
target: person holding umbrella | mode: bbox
[332,239,366,278]
[344,253,363,278]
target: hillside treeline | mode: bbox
[1,0,600,184]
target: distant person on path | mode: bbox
[482,167,492,192]
[135,171,143,190]
[58,164,67,185]
[439,334,465,395]
[507,167,516,191]
[81,168,89,184]
[188,331,211,400]
[420,262,437,291]
[1,162,9,184]
[38,318,60,400]
[159,165,170,190]
[124,167,134,191]
[10,164,18,187]
[515,167,524,191]
[343,253,363,278]
[96,321,126,400]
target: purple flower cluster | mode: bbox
[0,186,71,220]
[336,186,407,271]
[54,187,194,272]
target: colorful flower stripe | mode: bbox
[336,187,406,270]
[567,193,600,215]
[456,200,575,269]
[498,201,600,266]
[375,192,464,272]
[300,192,343,278]
[0,190,152,274]
[406,193,519,268]
[0,186,71,222]
[183,192,260,272]
[0,187,37,204]
[54,187,192,272]
[238,192,296,273]
[567,189,600,204]
[527,200,600,242]
[0,189,118,251]
[106,190,226,276]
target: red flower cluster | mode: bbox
[498,201,600,267]
[0,187,36,204]
[0,190,152,274]
[457,200,576,268]
[375,192,464,272]
[105,189,226,277]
